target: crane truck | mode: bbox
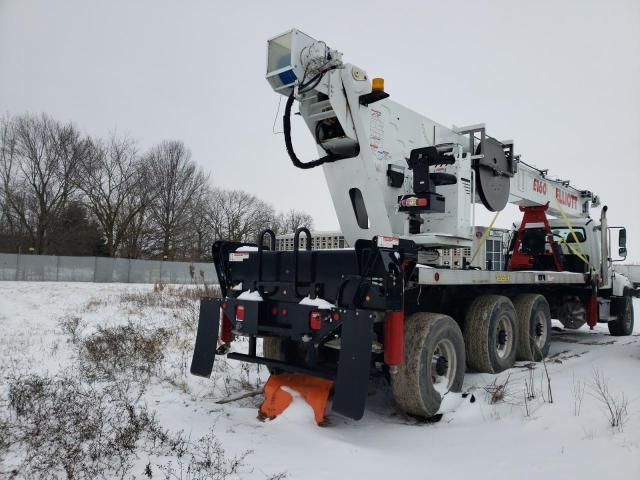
[191,29,637,421]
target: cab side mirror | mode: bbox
[619,228,627,248]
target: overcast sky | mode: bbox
[1,0,638,260]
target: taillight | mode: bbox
[309,310,322,330]
[331,311,341,322]
[235,304,245,321]
[400,197,429,208]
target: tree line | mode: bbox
[0,113,313,260]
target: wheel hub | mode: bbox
[495,315,514,360]
[535,322,544,337]
[435,355,448,376]
[497,329,508,345]
[431,339,457,392]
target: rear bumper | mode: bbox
[190,297,376,420]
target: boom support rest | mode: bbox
[507,204,563,272]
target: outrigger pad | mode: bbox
[332,311,374,420]
[190,298,220,377]
[259,373,334,425]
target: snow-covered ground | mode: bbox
[1,282,639,479]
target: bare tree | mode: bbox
[75,135,151,257]
[0,114,89,253]
[275,209,314,234]
[145,141,209,259]
[118,205,152,259]
[209,189,277,243]
[185,186,215,260]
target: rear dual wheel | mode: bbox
[391,312,466,419]
[463,295,518,373]
[513,294,552,361]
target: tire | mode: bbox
[391,312,466,419]
[608,296,634,336]
[513,294,551,361]
[463,295,518,373]
[557,297,586,330]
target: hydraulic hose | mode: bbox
[283,91,348,169]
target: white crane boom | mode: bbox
[266,29,599,248]
[508,159,598,218]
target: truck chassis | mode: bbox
[190,230,635,420]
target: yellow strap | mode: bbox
[552,196,595,272]
[469,210,500,265]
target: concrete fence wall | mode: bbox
[0,253,217,284]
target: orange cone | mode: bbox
[259,373,334,424]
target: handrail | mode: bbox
[293,227,312,297]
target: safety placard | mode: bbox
[229,252,250,262]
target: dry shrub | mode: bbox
[3,373,159,479]
[0,417,10,458]
[484,373,513,404]
[57,315,85,344]
[152,428,251,480]
[83,297,108,312]
[80,322,172,381]
[120,285,220,311]
[590,369,629,432]
[0,372,260,480]
[570,372,586,416]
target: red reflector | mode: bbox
[434,272,440,281]
[271,306,278,316]
[331,311,341,321]
[309,310,322,330]
[220,308,234,343]
[235,304,245,321]
[222,302,228,310]
[281,308,288,316]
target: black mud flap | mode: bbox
[332,311,374,420]
[190,298,220,377]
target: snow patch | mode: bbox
[237,290,263,302]
[299,296,336,309]
[236,246,259,252]
[437,391,466,414]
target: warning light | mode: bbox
[372,77,385,92]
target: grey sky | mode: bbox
[1,0,639,260]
